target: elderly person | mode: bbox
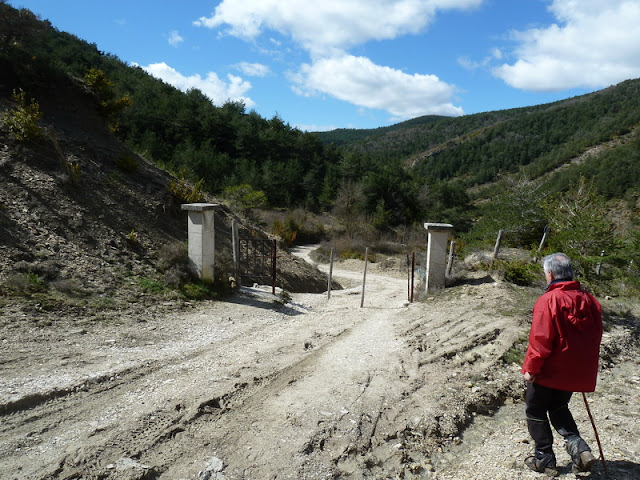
[522,253,602,475]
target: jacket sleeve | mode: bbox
[522,296,557,375]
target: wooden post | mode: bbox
[406,254,410,302]
[446,240,456,277]
[596,250,605,278]
[538,225,550,251]
[411,252,416,303]
[327,247,335,300]
[360,247,369,308]
[493,229,504,261]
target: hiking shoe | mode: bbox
[524,451,558,476]
[565,435,595,472]
[572,450,597,473]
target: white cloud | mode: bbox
[194,0,477,119]
[194,0,482,55]
[458,48,503,70]
[234,62,271,77]
[168,30,184,47]
[141,62,255,108]
[291,55,463,119]
[494,0,640,91]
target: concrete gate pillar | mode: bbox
[424,222,454,293]
[181,203,219,280]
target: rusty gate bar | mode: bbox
[271,239,276,295]
[238,238,277,291]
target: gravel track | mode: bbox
[1,250,638,480]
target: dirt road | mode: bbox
[1,249,639,479]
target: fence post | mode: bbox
[360,247,369,308]
[596,250,605,278]
[447,240,456,277]
[538,225,550,251]
[411,252,416,303]
[406,254,410,301]
[328,247,335,300]
[493,229,504,261]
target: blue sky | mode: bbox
[8,0,640,131]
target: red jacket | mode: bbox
[522,281,602,392]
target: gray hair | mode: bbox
[543,252,573,281]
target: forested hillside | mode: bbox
[2,3,640,294]
[317,82,640,194]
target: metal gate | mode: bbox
[237,238,277,293]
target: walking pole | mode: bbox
[582,392,608,477]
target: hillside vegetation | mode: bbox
[0,4,331,318]
[1,3,640,297]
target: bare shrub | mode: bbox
[157,242,196,286]
[51,278,89,296]
[3,272,47,296]
[14,260,60,280]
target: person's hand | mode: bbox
[524,372,536,384]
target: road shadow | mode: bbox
[225,291,305,317]
[555,459,640,479]
[447,274,497,287]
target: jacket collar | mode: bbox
[545,280,580,291]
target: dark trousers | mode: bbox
[525,382,580,454]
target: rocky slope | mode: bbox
[0,73,330,323]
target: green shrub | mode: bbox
[542,179,618,282]
[262,209,326,246]
[339,247,376,262]
[83,68,131,130]
[223,184,268,210]
[316,237,377,263]
[272,218,299,246]
[494,259,538,286]
[1,89,43,142]
[169,177,205,203]
[501,335,529,365]
[179,279,230,300]
[68,160,82,182]
[138,276,165,294]
[125,229,140,246]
